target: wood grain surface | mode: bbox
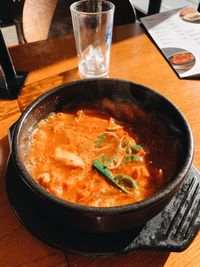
[0,23,200,267]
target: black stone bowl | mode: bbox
[11,78,194,233]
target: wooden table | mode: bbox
[0,23,200,267]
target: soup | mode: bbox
[26,99,178,207]
[170,53,194,65]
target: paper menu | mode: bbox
[141,7,200,78]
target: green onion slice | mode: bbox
[93,160,137,193]
[103,132,121,168]
[94,132,121,168]
[114,174,138,191]
[123,154,144,163]
[132,144,143,152]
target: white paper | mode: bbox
[141,7,200,78]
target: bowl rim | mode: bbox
[12,78,194,215]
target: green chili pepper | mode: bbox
[93,160,137,193]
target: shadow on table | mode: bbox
[9,24,142,73]
[67,250,170,267]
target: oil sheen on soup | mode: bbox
[26,99,178,207]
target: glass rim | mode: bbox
[70,0,115,15]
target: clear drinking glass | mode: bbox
[70,0,115,78]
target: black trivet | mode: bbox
[6,157,200,256]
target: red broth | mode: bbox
[26,100,178,207]
[170,53,194,65]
